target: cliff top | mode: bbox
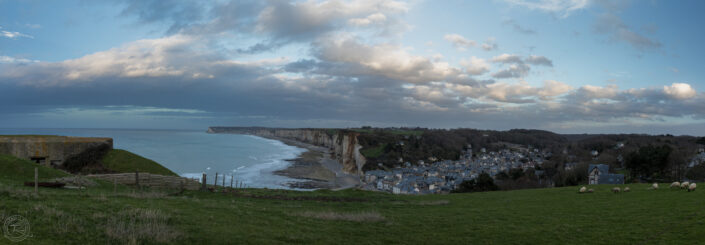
[0,135,113,143]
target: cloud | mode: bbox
[444,34,476,51]
[502,20,536,35]
[313,35,463,83]
[525,55,553,66]
[117,0,409,53]
[594,12,661,51]
[501,0,590,18]
[0,56,38,64]
[663,83,697,100]
[492,64,531,79]
[481,38,498,51]
[1,30,33,39]
[460,56,491,75]
[2,1,704,134]
[491,53,524,64]
[489,54,553,78]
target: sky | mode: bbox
[0,0,704,135]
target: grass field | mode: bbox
[101,149,178,176]
[360,144,386,158]
[1,155,704,244]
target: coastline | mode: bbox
[259,136,361,189]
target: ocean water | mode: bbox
[0,128,307,189]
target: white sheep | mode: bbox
[688,183,696,192]
[651,183,659,190]
[623,187,630,192]
[579,186,587,193]
[681,181,690,189]
[612,187,621,193]
[670,182,680,188]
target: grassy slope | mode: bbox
[0,182,703,244]
[360,144,386,158]
[0,154,69,183]
[101,149,178,176]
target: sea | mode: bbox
[0,128,307,189]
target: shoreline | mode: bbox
[257,135,361,190]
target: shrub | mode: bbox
[452,173,498,193]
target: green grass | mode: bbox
[101,149,178,176]
[0,154,69,183]
[360,144,386,158]
[0,181,703,244]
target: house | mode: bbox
[587,164,624,184]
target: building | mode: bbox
[0,136,113,168]
[587,164,624,185]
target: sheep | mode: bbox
[612,187,621,193]
[688,183,696,192]
[651,183,659,190]
[623,187,630,192]
[681,181,690,189]
[670,182,680,189]
[579,186,587,193]
[588,189,594,193]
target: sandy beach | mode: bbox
[267,136,361,189]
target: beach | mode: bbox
[268,137,361,189]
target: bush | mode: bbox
[452,173,498,193]
[686,164,705,181]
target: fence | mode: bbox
[86,173,201,190]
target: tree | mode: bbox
[697,137,705,145]
[452,173,499,193]
[686,164,705,181]
[626,145,672,181]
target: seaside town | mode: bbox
[363,143,705,195]
[362,144,550,194]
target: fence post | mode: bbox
[34,167,38,194]
[135,171,140,189]
[214,172,218,187]
[78,174,82,192]
[222,175,225,187]
[201,173,207,191]
[230,175,233,188]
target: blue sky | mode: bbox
[1,0,703,135]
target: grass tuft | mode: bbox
[105,208,181,244]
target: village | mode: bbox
[362,144,550,194]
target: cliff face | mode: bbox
[208,127,366,175]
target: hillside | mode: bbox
[0,180,703,244]
[100,149,178,176]
[0,154,69,183]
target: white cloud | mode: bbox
[663,83,697,100]
[502,0,590,18]
[538,80,572,99]
[0,55,38,64]
[1,30,33,39]
[491,53,523,64]
[314,35,462,83]
[460,56,491,75]
[348,13,387,26]
[444,34,476,51]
